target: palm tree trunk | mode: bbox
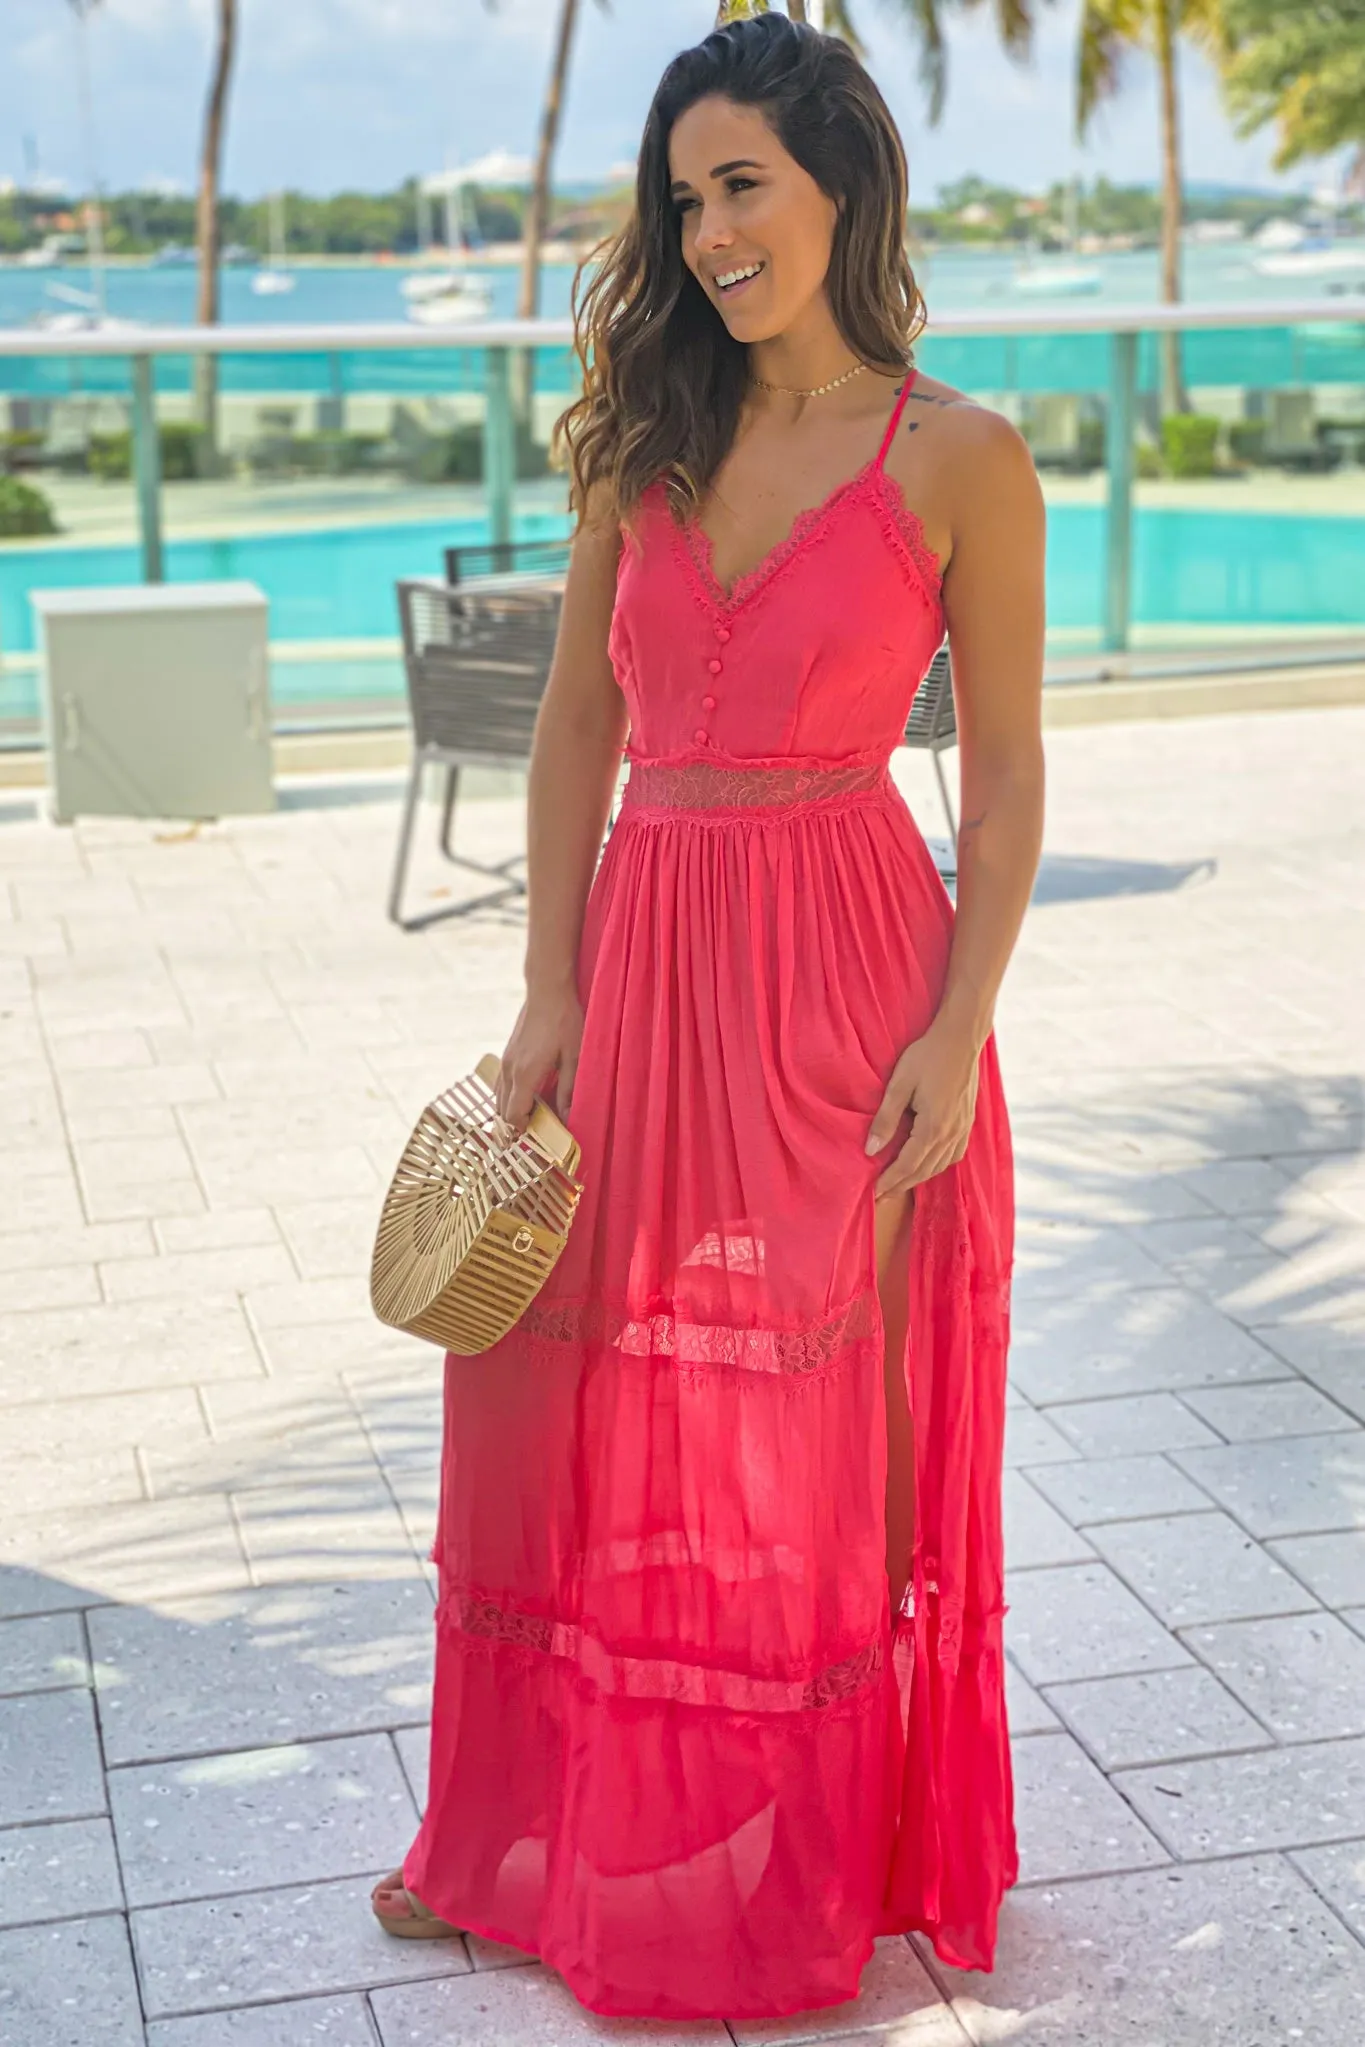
[1154,0,1185,417]
[514,0,582,447]
[194,0,237,463]
[788,2,810,20]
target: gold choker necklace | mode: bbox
[752,360,867,399]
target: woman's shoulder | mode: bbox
[879,372,1041,577]
[892,373,1033,475]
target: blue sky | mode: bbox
[3,0,1337,202]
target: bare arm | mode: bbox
[868,410,1046,1187]
[497,492,630,1128]
[934,409,1047,1055]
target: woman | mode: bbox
[372,9,1045,2022]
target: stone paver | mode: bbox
[146,2000,380,2047]
[0,1818,124,1930]
[0,1913,144,2047]
[1270,1527,1365,1607]
[1000,1472,1094,1569]
[1024,1452,1214,1526]
[1170,1431,1365,1538]
[1043,1666,1272,1770]
[1,706,1363,2041]
[1182,1610,1365,1742]
[1179,1377,1362,1441]
[1008,1732,1168,1881]
[925,1855,1365,2045]
[88,1580,435,1767]
[1113,1733,1365,1857]
[1044,1391,1222,1459]
[133,1873,471,2019]
[109,1734,420,1907]
[1083,1509,1317,1627]
[370,1967,736,2046]
[0,1611,90,1696]
[0,1690,106,1826]
[1005,1563,1193,1687]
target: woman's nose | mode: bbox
[694,207,734,255]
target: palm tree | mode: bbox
[1220,0,1365,181]
[1077,2,1226,418]
[66,1,108,321]
[194,0,238,458]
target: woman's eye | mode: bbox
[726,178,757,195]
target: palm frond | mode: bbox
[875,0,950,124]
[1219,0,1365,166]
[822,0,868,54]
[1076,0,1150,135]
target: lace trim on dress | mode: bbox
[620,751,894,822]
[437,1584,889,1716]
[867,468,947,633]
[668,466,943,625]
[517,1285,879,1386]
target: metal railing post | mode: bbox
[130,353,164,584]
[485,345,514,552]
[1103,329,1137,654]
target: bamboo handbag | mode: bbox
[370,1053,584,1355]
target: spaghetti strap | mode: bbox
[874,364,919,470]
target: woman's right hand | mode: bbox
[496,982,585,1131]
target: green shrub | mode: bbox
[0,429,44,474]
[298,430,388,476]
[89,423,208,483]
[406,422,549,485]
[1228,419,1266,466]
[1135,440,1163,480]
[0,475,58,538]
[159,421,206,481]
[1076,418,1105,470]
[88,430,132,481]
[1161,412,1220,479]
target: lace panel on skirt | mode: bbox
[439,1585,888,1716]
[619,752,893,823]
[518,1285,879,1387]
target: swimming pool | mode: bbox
[2,496,1362,736]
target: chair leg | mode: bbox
[438,764,461,861]
[932,747,958,845]
[387,753,425,929]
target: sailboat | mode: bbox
[251,191,295,297]
[1013,176,1103,297]
[403,170,493,327]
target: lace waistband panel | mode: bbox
[619,752,894,819]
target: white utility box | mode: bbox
[32,581,274,823]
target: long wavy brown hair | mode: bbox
[554,10,927,529]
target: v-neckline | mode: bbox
[675,368,924,617]
[683,458,881,615]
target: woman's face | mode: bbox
[668,96,839,343]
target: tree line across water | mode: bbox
[4,174,1335,264]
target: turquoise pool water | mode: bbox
[2,499,1362,733]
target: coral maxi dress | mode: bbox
[404,373,1018,2019]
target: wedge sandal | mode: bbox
[370,1867,462,1941]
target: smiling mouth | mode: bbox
[713,261,765,298]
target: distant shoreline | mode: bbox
[0,243,595,272]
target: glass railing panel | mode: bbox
[3,312,1364,745]
[0,350,140,745]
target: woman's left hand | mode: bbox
[865,1020,982,1198]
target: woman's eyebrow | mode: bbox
[669,157,766,194]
